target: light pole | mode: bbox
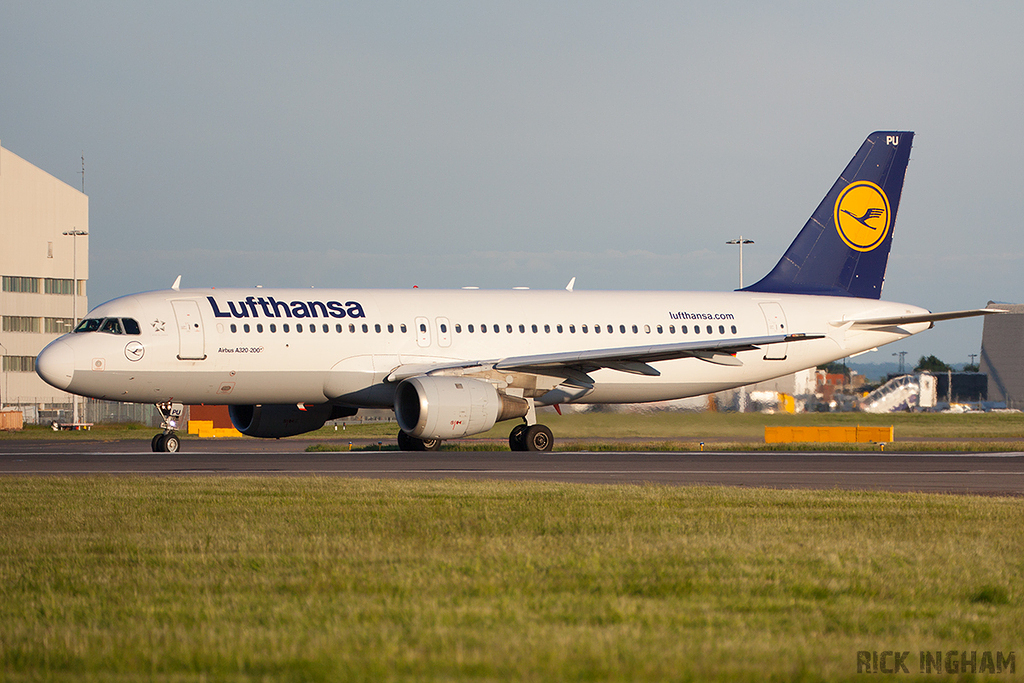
[726,237,754,288]
[893,350,907,374]
[62,229,88,424]
[0,341,7,409]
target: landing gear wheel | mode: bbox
[397,431,442,452]
[509,424,527,451]
[152,432,180,452]
[523,424,554,452]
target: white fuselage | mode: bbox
[38,287,930,407]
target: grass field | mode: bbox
[1,477,1021,681]
[5,410,1024,448]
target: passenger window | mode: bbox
[682,325,688,334]
[230,324,237,333]
[731,325,737,334]
[323,324,329,333]
[519,324,525,333]
[284,324,290,332]
[706,325,712,334]
[493,324,499,333]
[693,325,699,334]
[544,324,550,333]
[531,324,538,333]
[270,324,277,333]
[389,324,395,333]
[468,324,475,333]
[595,325,601,334]
[506,324,513,333]
[337,324,343,333]
[375,324,381,333]
[657,325,663,334]
[244,324,251,333]
[362,324,369,333]
[669,325,675,334]
[122,319,142,335]
[719,325,725,334]
[401,324,407,333]
[569,325,575,333]
[297,324,304,332]
[256,324,263,333]
[644,325,651,334]
[440,323,447,333]
[481,324,487,333]
[309,324,315,333]
[582,325,588,333]
[607,325,613,333]
[419,323,427,332]
[100,318,123,334]
[557,325,563,333]
[631,325,638,334]
[349,323,355,333]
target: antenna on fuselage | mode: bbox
[171,275,181,291]
[565,277,576,292]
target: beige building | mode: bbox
[1,140,89,418]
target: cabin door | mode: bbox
[172,299,207,360]
[758,302,788,360]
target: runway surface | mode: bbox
[2,440,1023,495]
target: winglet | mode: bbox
[171,275,181,291]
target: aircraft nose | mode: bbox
[36,340,75,391]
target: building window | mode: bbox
[43,278,76,295]
[44,317,74,334]
[2,316,40,333]
[2,356,36,372]
[2,276,40,293]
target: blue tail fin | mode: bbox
[743,131,913,299]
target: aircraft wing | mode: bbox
[836,308,1004,330]
[386,333,822,383]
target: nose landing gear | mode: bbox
[152,402,184,452]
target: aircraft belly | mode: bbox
[69,369,332,405]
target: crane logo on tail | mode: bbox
[834,181,891,252]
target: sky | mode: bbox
[2,2,1023,368]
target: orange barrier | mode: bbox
[765,425,893,443]
[187,420,243,438]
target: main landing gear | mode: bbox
[508,423,553,452]
[152,402,184,453]
[397,430,442,452]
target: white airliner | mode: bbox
[36,131,997,452]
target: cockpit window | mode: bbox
[74,318,103,333]
[100,318,124,334]
[74,317,141,335]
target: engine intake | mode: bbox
[229,403,357,438]
[395,376,529,440]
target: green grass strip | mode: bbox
[1,477,1021,681]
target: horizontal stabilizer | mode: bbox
[834,308,1004,330]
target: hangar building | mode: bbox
[979,302,1024,409]
[0,140,89,421]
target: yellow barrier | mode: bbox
[765,425,893,444]
[187,420,243,438]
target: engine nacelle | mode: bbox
[228,403,357,438]
[395,376,529,440]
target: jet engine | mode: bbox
[394,376,530,440]
[228,403,358,438]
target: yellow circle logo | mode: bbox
[834,181,891,252]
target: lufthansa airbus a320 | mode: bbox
[36,132,998,452]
